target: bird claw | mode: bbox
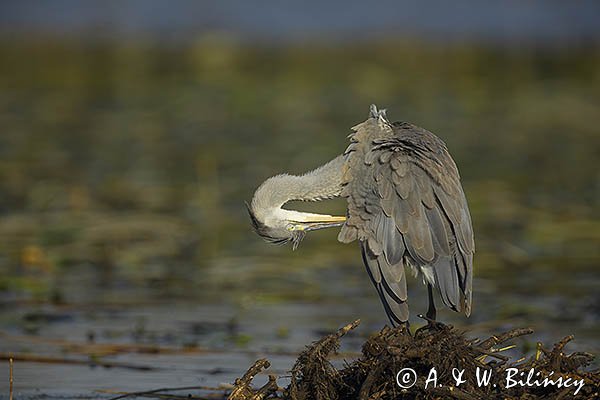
[390,321,412,337]
[415,314,447,335]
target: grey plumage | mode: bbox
[249,105,475,326]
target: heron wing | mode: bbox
[338,119,474,323]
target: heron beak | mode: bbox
[292,214,346,232]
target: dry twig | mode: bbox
[9,356,13,400]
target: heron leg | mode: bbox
[426,283,436,321]
[413,285,443,336]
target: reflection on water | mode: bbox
[0,39,599,396]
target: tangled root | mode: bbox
[228,320,598,400]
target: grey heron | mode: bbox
[248,105,474,326]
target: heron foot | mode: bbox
[414,314,446,336]
[391,321,412,337]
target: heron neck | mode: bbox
[251,155,345,213]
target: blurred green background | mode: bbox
[1,38,598,300]
[0,1,598,395]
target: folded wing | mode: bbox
[338,118,474,324]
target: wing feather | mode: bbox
[361,243,409,324]
[339,116,474,324]
[432,255,460,311]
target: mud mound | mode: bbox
[229,320,599,400]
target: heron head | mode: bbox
[246,202,345,250]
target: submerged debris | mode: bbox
[228,320,599,400]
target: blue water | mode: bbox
[1,0,599,44]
